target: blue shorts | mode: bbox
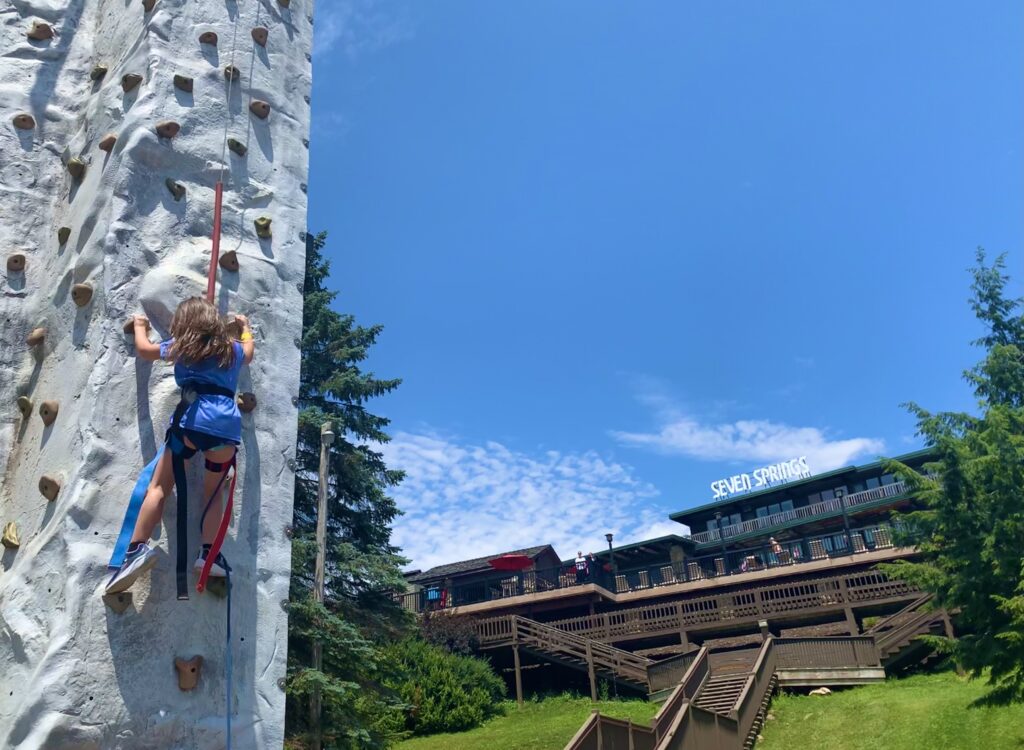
[180,429,239,452]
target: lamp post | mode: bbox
[605,533,616,579]
[715,511,727,572]
[836,487,852,553]
[311,421,335,750]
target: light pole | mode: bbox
[311,421,335,750]
[605,533,616,579]
[715,511,727,573]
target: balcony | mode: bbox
[687,480,909,546]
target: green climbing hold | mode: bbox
[165,178,186,201]
[254,216,272,239]
[67,157,86,180]
[57,227,71,245]
[90,64,108,81]
[227,138,247,157]
[17,396,33,419]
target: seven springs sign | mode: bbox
[710,457,812,500]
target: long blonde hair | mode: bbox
[167,297,235,367]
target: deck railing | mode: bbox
[396,520,914,614]
[773,636,879,670]
[687,481,909,545]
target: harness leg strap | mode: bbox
[169,432,197,601]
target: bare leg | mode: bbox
[130,449,175,544]
[200,445,236,545]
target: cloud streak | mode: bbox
[314,0,415,58]
[381,432,670,571]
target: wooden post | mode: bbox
[311,421,335,750]
[586,641,598,702]
[513,644,524,707]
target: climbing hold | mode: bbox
[103,592,133,614]
[17,397,33,419]
[26,327,46,346]
[165,178,186,201]
[2,523,19,550]
[251,27,269,46]
[27,21,54,41]
[123,316,150,334]
[249,100,271,119]
[38,475,60,502]
[71,283,93,307]
[278,0,290,8]
[39,400,59,426]
[67,157,86,181]
[173,75,193,93]
[254,216,272,238]
[98,133,117,152]
[90,64,108,81]
[57,227,71,245]
[237,392,257,413]
[12,113,35,130]
[224,318,242,340]
[174,656,203,690]
[218,250,239,272]
[206,578,228,598]
[121,73,143,92]
[6,254,26,273]
[224,65,240,82]
[199,31,218,45]
[142,0,157,11]
[227,138,247,157]
[155,121,180,139]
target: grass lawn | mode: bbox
[761,669,1024,750]
[395,694,659,750]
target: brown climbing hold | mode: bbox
[155,121,180,139]
[142,0,157,11]
[249,100,271,119]
[254,217,272,238]
[206,577,228,598]
[2,523,19,550]
[27,21,54,41]
[227,138,247,157]
[175,656,203,690]
[103,592,133,614]
[123,316,151,334]
[98,133,117,152]
[219,250,239,272]
[251,27,269,46]
[57,227,71,245]
[38,475,60,502]
[17,396,33,419]
[39,400,59,426]
[199,31,218,45]
[237,392,257,413]
[165,178,186,201]
[71,283,93,307]
[26,327,46,346]
[224,65,240,82]
[121,73,143,92]
[12,113,35,130]
[173,75,193,93]
[90,64,108,81]
[278,0,290,7]
[7,254,25,273]
[67,157,86,181]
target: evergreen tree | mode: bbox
[881,250,1024,705]
[285,232,412,748]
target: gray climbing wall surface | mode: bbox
[0,0,313,746]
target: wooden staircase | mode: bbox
[692,672,749,713]
[868,594,949,668]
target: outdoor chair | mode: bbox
[687,562,704,580]
[809,539,827,560]
[714,557,726,577]
[522,571,536,594]
[501,577,518,597]
[851,533,867,553]
[875,527,894,548]
[637,570,651,589]
[615,575,629,593]
[659,565,677,585]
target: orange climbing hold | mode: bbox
[249,100,271,119]
[155,121,180,139]
[252,27,269,46]
[12,113,35,130]
[175,657,203,690]
[71,283,93,307]
[6,254,25,273]
[254,217,272,238]
[199,31,218,45]
[39,401,59,426]
[218,250,239,272]
[173,75,193,93]
[27,21,53,41]
[26,327,46,346]
[122,73,143,92]
[98,133,117,152]
[142,0,157,11]
[38,475,61,502]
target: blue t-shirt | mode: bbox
[160,339,244,443]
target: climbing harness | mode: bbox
[225,568,233,750]
[196,450,238,594]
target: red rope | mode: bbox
[196,457,238,593]
[206,181,225,302]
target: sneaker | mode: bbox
[194,545,230,578]
[106,543,159,594]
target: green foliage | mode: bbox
[384,638,507,736]
[418,610,481,656]
[879,250,1024,705]
[285,232,412,748]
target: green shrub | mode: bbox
[385,638,506,736]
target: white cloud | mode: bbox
[381,432,671,571]
[314,0,415,58]
[612,413,884,475]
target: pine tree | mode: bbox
[881,249,1024,705]
[285,232,412,748]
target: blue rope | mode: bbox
[226,568,233,750]
[108,446,164,570]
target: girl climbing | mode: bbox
[106,297,255,595]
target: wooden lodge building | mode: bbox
[399,450,953,749]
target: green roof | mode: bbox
[669,448,933,523]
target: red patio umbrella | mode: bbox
[488,554,534,571]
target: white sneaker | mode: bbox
[194,547,229,577]
[106,543,159,594]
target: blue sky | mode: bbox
[308,1,1023,570]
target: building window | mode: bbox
[820,489,836,502]
[807,492,821,504]
[781,500,794,512]
[866,476,881,490]
[881,474,895,485]
[756,507,768,519]
[706,519,718,532]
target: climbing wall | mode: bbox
[0,0,312,747]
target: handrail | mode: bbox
[730,638,777,747]
[866,592,934,634]
[652,647,708,742]
[874,607,943,654]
